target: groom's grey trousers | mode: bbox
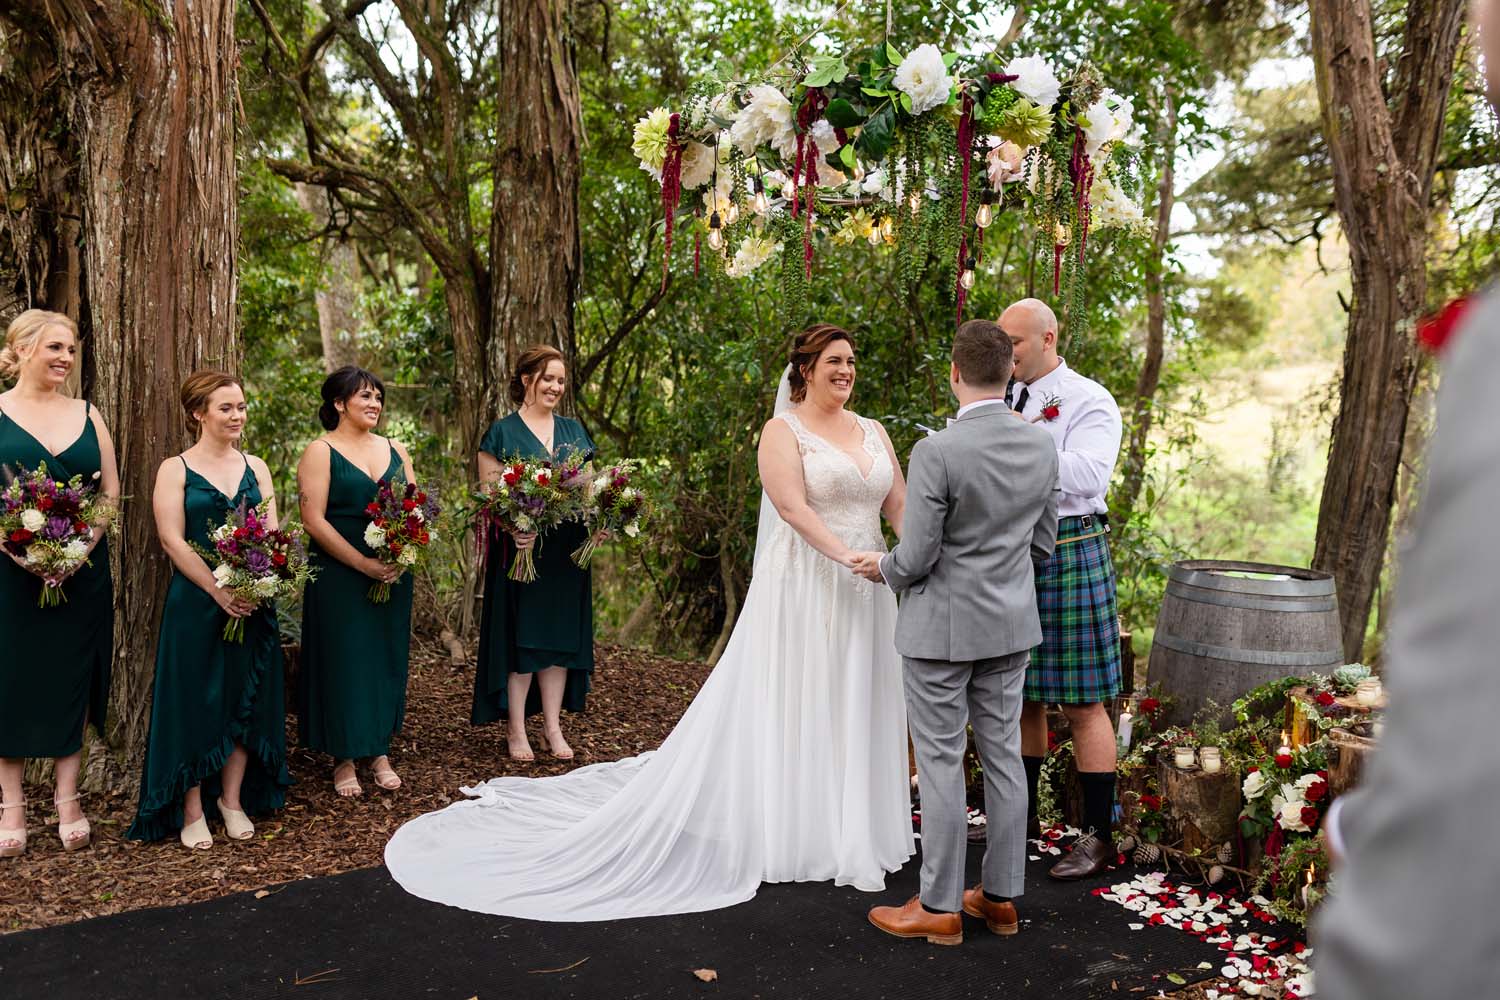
[905,649,1030,912]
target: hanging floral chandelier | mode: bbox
[633,41,1149,323]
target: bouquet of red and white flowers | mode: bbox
[362,479,442,603]
[195,499,314,642]
[474,453,589,582]
[572,460,653,568]
[0,464,117,608]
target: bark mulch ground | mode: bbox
[1,640,710,934]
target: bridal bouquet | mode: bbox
[0,464,117,608]
[194,499,313,642]
[474,453,589,582]
[572,460,653,568]
[363,479,443,603]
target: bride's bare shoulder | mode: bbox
[760,412,796,443]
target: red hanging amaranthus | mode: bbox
[791,89,830,279]
[658,113,686,292]
[1053,125,1095,295]
[954,92,978,324]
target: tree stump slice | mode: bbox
[1160,762,1241,854]
[1328,726,1378,796]
[1286,686,1383,749]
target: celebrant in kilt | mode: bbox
[1002,298,1125,881]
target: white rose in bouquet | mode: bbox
[20,508,45,532]
[893,44,954,116]
[213,564,235,588]
[1242,770,1267,800]
[1004,54,1062,109]
[1277,796,1312,833]
[363,523,386,549]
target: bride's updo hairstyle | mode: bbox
[786,324,854,403]
[509,344,567,407]
[1,309,77,380]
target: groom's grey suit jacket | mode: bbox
[880,404,1060,662]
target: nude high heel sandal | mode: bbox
[217,798,255,841]
[0,799,26,859]
[180,813,213,851]
[54,793,90,852]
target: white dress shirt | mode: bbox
[1012,358,1121,517]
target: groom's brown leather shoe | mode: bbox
[1048,831,1114,880]
[962,885,1019,935]
[868,896,963,945]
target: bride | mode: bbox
[385,323,915,919]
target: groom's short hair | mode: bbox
[952,319,1013,389]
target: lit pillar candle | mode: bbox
[1173,745,1196,769]
[1116,711,1134,752]
[1199,747,1222,773]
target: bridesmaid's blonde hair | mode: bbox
[1,309,78,380]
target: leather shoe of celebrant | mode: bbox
[1047,831,1114,881]
[962,885,1019,936]
[868,896,963,946]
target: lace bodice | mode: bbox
[779,410,892,553]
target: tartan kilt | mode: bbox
[1025,521,1122,705]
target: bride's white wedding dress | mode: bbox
[384,406,914,920]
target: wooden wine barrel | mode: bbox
[1147,560,1343,726]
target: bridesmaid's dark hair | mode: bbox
[181,370,242,437]
[786,324,854,403]
[508,345,567,407]
[319,365,385,431]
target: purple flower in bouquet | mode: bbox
[245,549,272,575]
[43,516,73,541]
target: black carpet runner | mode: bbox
[2,847,1220,999]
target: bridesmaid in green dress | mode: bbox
[474,345,597,761]
[127,371,292,849]
[297,366,415,797]
[0,310,118,859]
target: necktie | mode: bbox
[1013,384,1030,414]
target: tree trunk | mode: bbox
[1115,92,1178,518]
[1307,0,1466,661]
[489,0,582,392]
[1,0,242,779]
[293,182,362,372]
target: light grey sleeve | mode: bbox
[1032,450,1060,569]
[880,436,949,593]
[1312,296,1500,1000]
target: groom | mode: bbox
[853,319,1059,945]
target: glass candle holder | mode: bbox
[1173,745,1197,769]
[1198,747,1222,773]
[1355,678,1383,707]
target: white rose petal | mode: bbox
[20,509,45,533]
[1004,54,1062,109]
[893,44,953,116]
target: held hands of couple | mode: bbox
[847,551,885,583]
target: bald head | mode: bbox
[1000,297,1060,384]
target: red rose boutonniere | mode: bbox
[1416,295,1473,355]
[1030,393,1063,424]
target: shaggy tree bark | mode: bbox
[0,0,241,779]
[1307,0,1467,660]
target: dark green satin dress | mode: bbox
[127,457,291,841]
[0,404,112,758]
[472,412,595,723]
[298,441,414,758]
